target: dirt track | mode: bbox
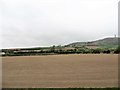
[2,54,118,88]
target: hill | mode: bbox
[1,37,120,56]
[65,37,119,49]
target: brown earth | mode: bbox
[2,54,118,88]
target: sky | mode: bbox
[0,0,119,49]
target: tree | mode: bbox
[50,45,56,52]
[114,45,120,54]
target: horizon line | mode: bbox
[1,36,119,49]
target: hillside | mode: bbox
[66,37,119,49]
[1,37,120,56]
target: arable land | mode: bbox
[2,54,118,88]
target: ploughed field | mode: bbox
[2,54,118,88]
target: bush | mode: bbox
[103,50,110,54]
[91,49,101,54]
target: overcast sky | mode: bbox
[0,0,119,49]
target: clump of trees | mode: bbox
[114,45,120,54]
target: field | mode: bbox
[2,54,118,88]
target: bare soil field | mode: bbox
[2,54,118,88]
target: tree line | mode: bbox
[1,45,120,56]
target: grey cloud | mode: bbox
[1,0,119,48]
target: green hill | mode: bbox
[66,37,119,49]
